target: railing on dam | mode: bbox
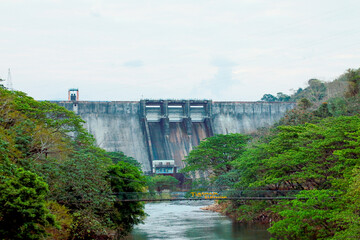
[112,190,307,202]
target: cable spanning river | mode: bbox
[128,201,270,240]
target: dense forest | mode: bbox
[182,68,360,239]
[0,83,148,239]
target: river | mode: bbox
[128,201,270,240]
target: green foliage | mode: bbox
[253,116,360,190]
[269,190,342,240]
[69,210,109,240]
[106,151,142,169]
[290,79,327,102]
[226,68,360,238]
[327,97,348,116]
[0,87,147,238]
[261,94,278,102]
[344,68,360,98]
[45,201,73,240]
[147,175,179,192]
[107,161,147,237]
[331,168,360,240]
[277,108,317,126]
[186,177,212,191]
[279,68,360,126]
[234,200,273,223]
[230,116,360,238]
[0,166,56,240]
[297,98,312,110]
[51,147,113,211]
[213,169,241,190]
[314,102,332,118]
[233,142,270,189]
[261,92,291,102]
[181,134,249,184]
[276,92,291,102]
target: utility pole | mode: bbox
[6,68,13,90]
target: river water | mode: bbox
[128,201,270,240]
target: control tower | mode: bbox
[68,88,79,101]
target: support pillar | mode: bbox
[205,100,212,117]
[140,100,146,118]
[204,100,214,136]
[161,100,170,135]
[140,100,154,173]
[184,100,192,135]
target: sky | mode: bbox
[1,0,360,101]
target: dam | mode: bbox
[54,100,295,173]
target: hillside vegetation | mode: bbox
[182,68,360,239]
[0,85,146,239]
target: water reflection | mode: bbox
[128,201,270,240]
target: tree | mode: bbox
[255,116,360,190]
[107,161,147,238]
[1,87,150,238]
[331,168,360,239]
[231,115,360,236]
[296,88,303,94]
[261,94,278,102]
[0,165,56,239]
[268,190,342,240]
[314,102,332,118]
[51,147,113,211]
[106,151,142,169]
[297,98,312,110]
[276,92,291,102]
[147,175,179,192]
[306,79,326,102]
[289,79,327,103]
[344,68,360,97]
[181,134,249,185]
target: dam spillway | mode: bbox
[53,100,296,172]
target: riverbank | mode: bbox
[200,201,239,220]
[200,201,223,212]
[201,201,274,225]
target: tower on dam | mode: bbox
[53,99,296,173]
[68,88,79,101]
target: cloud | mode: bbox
[206,57,239,96]
[2,0,360,101]
[90,0,103,18]
[211,58,237,68]
[122,60,144,68]
[90,9,101,18]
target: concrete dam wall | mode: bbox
[54,100,295,172]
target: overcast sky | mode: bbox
[1,0,360,101]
